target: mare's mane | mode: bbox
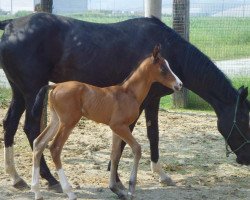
[135,16,240,105]
[180,38,238,103]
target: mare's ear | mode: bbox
[238,86,248,102]
[152,44,161,62]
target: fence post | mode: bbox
[41,0,53,13]
[172,0,190,108]
[144,0,162,19]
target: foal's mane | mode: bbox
[120,54,151,85]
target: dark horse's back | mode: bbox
[0,12,179,91]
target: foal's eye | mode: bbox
[160,66,168,75]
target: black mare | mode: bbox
[0,13,249,195]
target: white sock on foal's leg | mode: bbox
[4,146,22,184]
[31,167,43,200]
[58,168,77,200]
[151,161,176,185]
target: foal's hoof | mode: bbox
[48,183,63,193]
[117,181,126,191]
[13,178,30,190]
[160,177,176,186]
[128,192,136,200]
[36,198,44,200]
[118,194,129,200]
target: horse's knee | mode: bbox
[50,145,57,160]
[33,139,43,157]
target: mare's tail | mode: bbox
[32,85,56,118]
[0,19,13,30]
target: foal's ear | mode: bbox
[152,44,161,62]
[238,86,248,102]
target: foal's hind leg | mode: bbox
[23,91,62,192]
[50,119,81,200]
[145,98,175,186]
[3,82,28,189]
[31,110,59,200]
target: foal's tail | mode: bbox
[32,85,56,118]
[0,19,13,30]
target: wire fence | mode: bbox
[0,0,249,108]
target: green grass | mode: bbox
[189,17,250,61]
[160,76,250,110]
[0,87,11,108]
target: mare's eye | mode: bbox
[160,65,168,75]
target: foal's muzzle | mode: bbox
[174,81,183,91]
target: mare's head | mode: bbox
[218,86,250,165]
[146,44,182,91]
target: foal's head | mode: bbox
[145,44,182,91]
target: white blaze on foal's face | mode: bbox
[162,59,182,91]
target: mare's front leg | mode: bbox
[144,97,175,186]
[23,91,62,192]
[3,83,28,189]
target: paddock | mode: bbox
[0,107,250,200]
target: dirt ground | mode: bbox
[1,107,250,200]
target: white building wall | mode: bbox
[0,0,87,14]
[53,0,87,14]
[0,0,34,13]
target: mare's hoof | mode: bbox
[160,177,176,186]
[13,178,30,190]
[48,183,63,193]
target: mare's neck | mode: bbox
[122,65,153,104]
[175,43,238,118]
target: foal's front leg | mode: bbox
[109,133,128,199]
[111,125,141,199]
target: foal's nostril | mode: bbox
[174,82,182,91]
[174,85,181,91]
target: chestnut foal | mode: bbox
[31,45,182,200]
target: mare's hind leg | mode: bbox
[145,97,175,186]
[3,82,28,189]
[31,109,60,200]
[23,91,62,192]
[109,133,127,199]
